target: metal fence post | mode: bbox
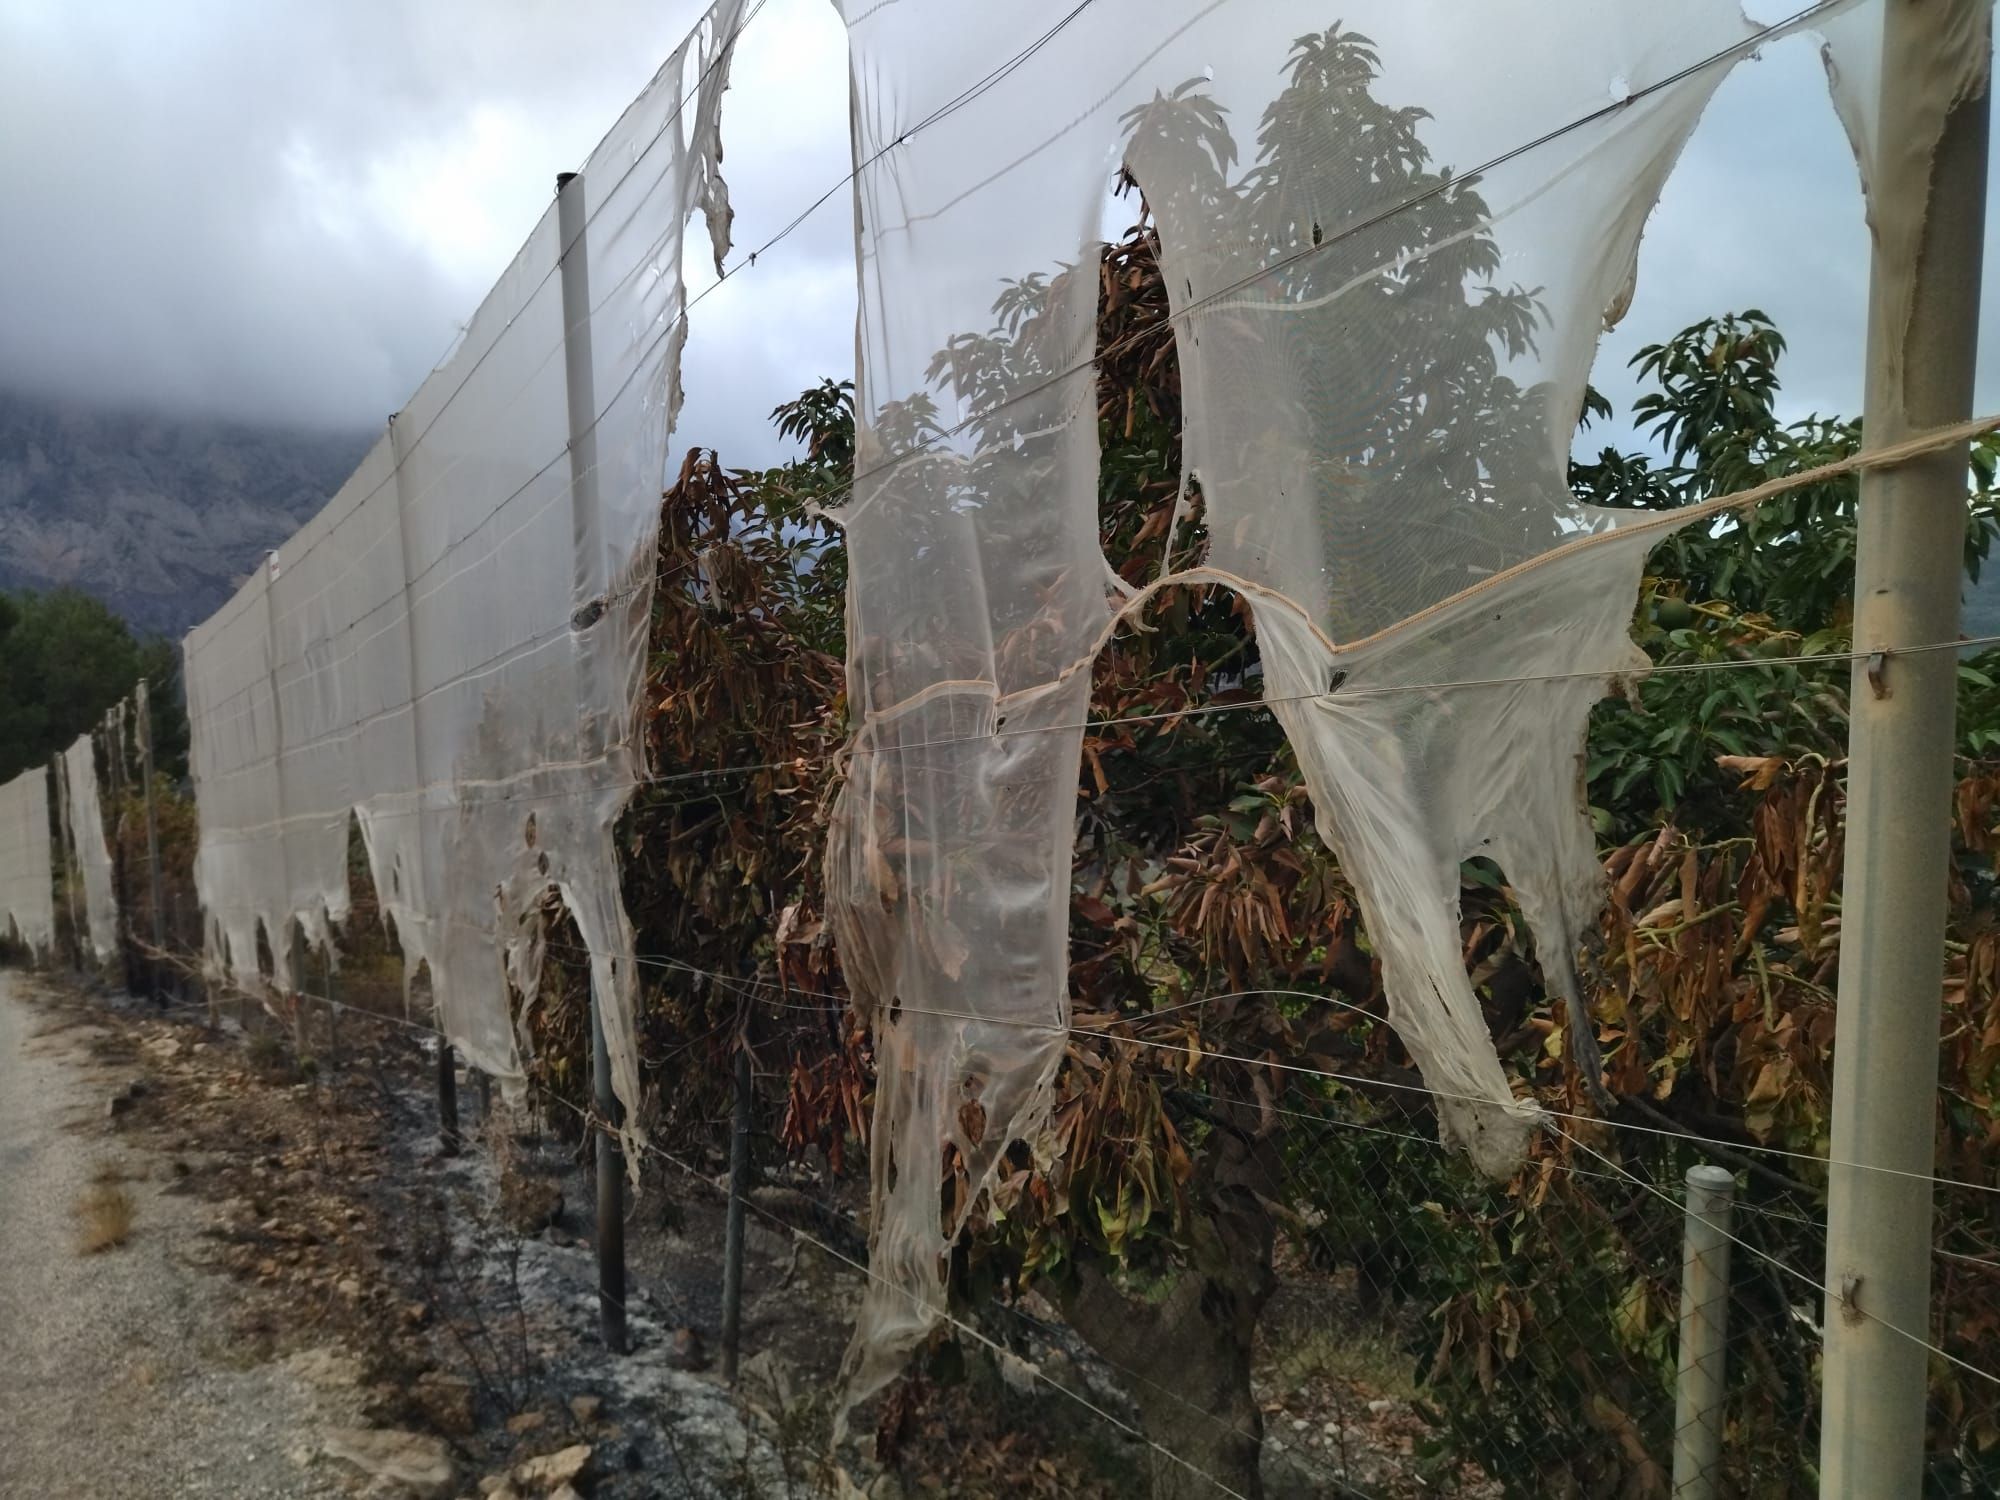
[1821,5,1990,1493]
[438,1040,461,1155]
[322,946,339,1083]
[288,922,307,1058]
[555,165,628,1358]
[1672,1165,1736,1499]
[721,1036,753,1382]
[590,982,628,1354]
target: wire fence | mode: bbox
[5,0,2000,1494]
[15,585,1994,1498]
[47,881,1999,1500]
[7,478,1986,1496]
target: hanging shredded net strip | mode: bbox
[61,731,121,965]
[0,766,55,959]
[822,0,1899,1402]
[180,0,749,1127]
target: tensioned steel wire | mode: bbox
[187,624,2000,841]
[502,931,2000,1206]
[129,0,2000,1474]
[117,865,1997,1486]
[120,955,2000,1477]
[187,0,1892,734]
[186,0,1105,724]
[107,972,1261,1499]
[193,0,775,646]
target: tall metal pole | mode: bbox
[389,410,449,1135]
[260,550,300,1026]
[590,983,627,1354]
[1820,5,1990,1493]
[1671,1165,1735,1500]
[137,681,166,1002]
[437,1040,461,1155]
[720,1034,753,1382]
[556,167,627,1356]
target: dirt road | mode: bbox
[0,974,346,1498]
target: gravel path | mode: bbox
[0,974,352,1498]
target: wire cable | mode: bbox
[517,936,2000,1201]
[1547,1119,2000,1391]
[181,618,2000,836]
[96,925,2000,1467]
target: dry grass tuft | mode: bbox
[75,1181,135,1254]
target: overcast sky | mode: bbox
[2,0,1997,466]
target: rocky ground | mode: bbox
[1,969,1487,1499]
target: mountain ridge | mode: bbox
[0,387,372,638]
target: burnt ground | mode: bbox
[6,969,1492,1500]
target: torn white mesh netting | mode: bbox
[182,0,747,1119]
[61,732,120,965]
[825,0,1871,1399]
[0,767,54,957]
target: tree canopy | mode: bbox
[0,588,185,786]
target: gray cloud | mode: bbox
[3,0,1995,472]
[0,0,853,452]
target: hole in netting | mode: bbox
[407,957,435,1022]
[318,810,409,1023]
[1453,853,1588,1076]
[252,918,275,982]
[955,1074,987,1152]
[518,885,593,1149]
[1074,571,1293,1033]
[1095,165,1207,589]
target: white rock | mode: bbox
[284,1346,364,1389]
[513,1444,592,1491]
[996,1350,1039,1396]
[321,1428,455,1500]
